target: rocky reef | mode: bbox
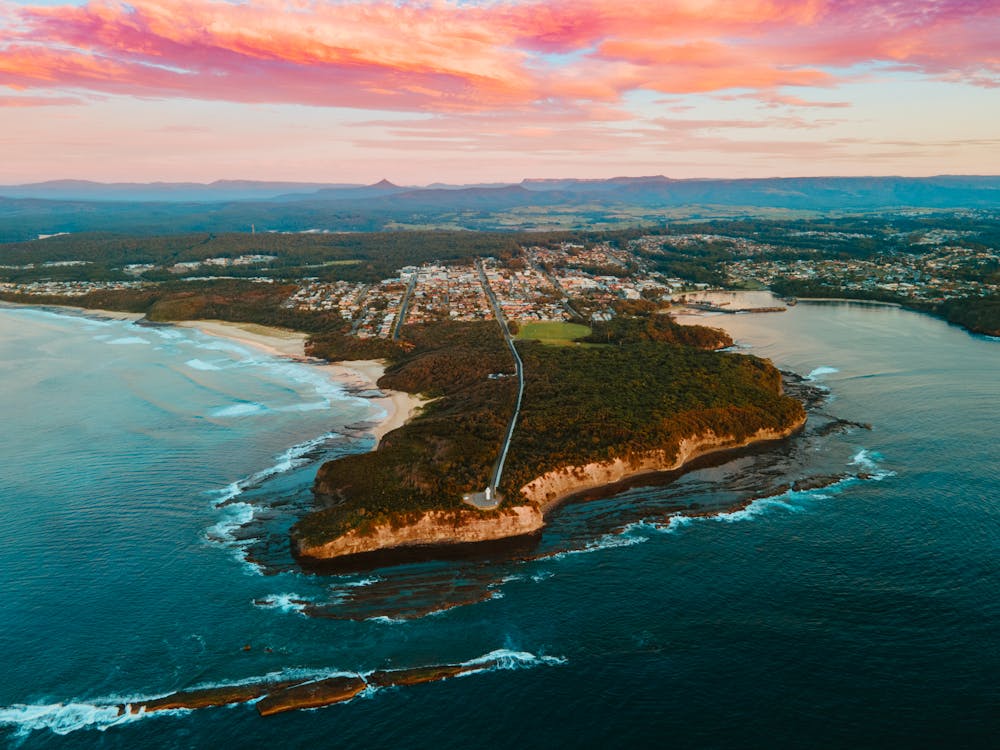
[292,417,806,564]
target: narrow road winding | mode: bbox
[467,260,525,509]
[392,274,417,341]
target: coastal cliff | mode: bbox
[293,505,543,560]
[292,417,805,562]
[522,419,807,513]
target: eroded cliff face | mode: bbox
[293,418,806,561]
[521,419,806,513]
[293,505,544,561]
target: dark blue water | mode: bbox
[1,298,997,748]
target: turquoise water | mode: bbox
[1,299,997,748]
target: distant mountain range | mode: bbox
[0,175,997,241]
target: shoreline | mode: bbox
[794,297,903,308]
[0,300,146,321]
[0,302,426,448]
[172,320,427,446]
[524,417,808,516]
[293,417,807,564]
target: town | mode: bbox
[2,224,997,339]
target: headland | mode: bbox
[292,316,807,565]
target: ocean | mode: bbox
[0,297,997,748]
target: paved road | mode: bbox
[531,260,585,321]
[392,275,416,341]
[468,260,525,508]
[349,284,372,335]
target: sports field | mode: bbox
[515,321,591,345]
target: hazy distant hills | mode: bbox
[0,179,345,202]
[0,175,998,241]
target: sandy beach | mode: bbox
[175,319,308,358]
[175,319,426,445]
[1,302,146,322]
[6,302,426,443]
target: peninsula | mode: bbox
[292,312,805,563]
[0,230,823,566]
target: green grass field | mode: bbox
[515,321,591,345]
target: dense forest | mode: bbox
[934,295,1000,337]
[501,341,805,496]
[583,312,733,349]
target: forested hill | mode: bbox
[2,175,998,241]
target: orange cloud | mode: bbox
[0,0,996,113]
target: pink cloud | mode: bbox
[0,94,84,107]
[0,0,996,113]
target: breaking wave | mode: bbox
[211,402,267,418]
[0,647,565,738]
[805,366,839,381]
[185,358,222,371]
[211,431,340,505]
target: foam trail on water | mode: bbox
[805,366,839,381]
[185,358,222,371]
[211,402,266,418]
[0,648,565,736]
[107,336,150,346]
[206,502,256,544]
[211,431,340,505]
[0,702,184,738]
[458,648,567,674]
[254,593,311,616]
[331,575,382,589]
[543,525,648,561]
[850,448,896,480]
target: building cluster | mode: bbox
[0,260,92,270]
[631,234,779,257]
[0,280,147,296]
[169,255,277,273]
[481,258,565,321]
[402,264,493,325]
[727,245,999,302]
[528,242,631,269]
[353,276,410,338]
[283,280,369,317]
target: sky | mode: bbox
[1,0,998,184]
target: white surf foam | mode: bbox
[805,366,839,381]
[210,431,340,506]
[149,327,186,341]
[107,336,150,346]
[544,525,648,561]
[205,501,257,544]
[330,575,382,589]
[712,496,800,523]
[276,402,328,412]
[185,358,222,371]
[193,338,254,356]
[850,448,896,480]
[0,701,185,738]
[0,648,564,736]
[253,593,311,616]
[458,648,567,674]
[210,402,266,418]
